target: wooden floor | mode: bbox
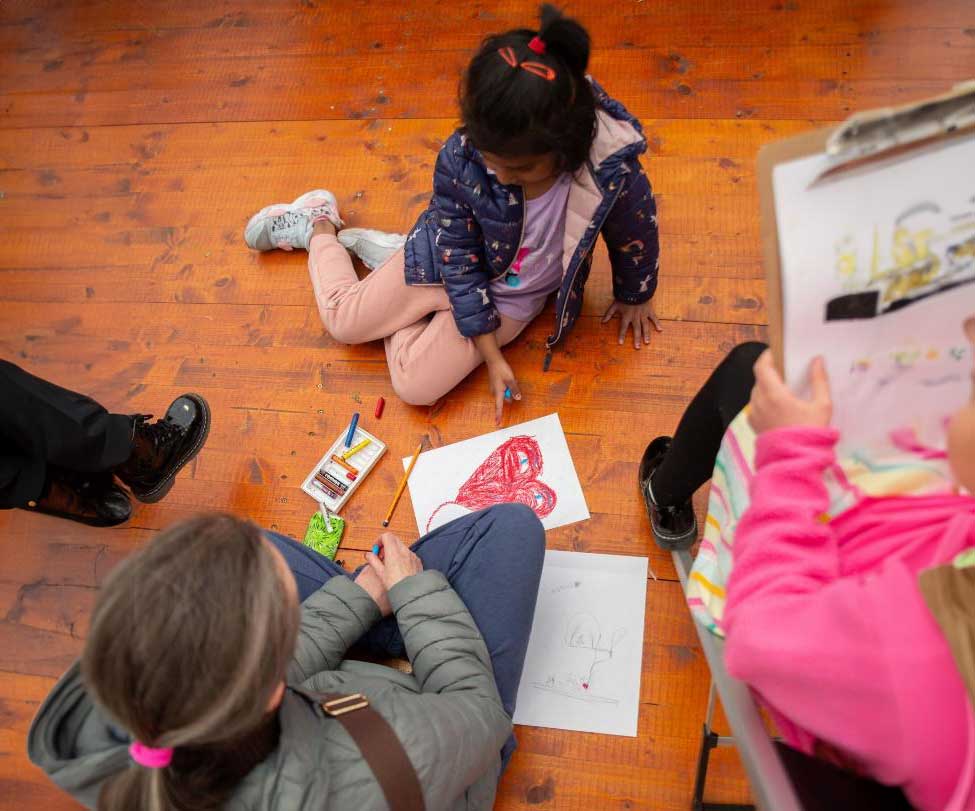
[0,1,971,808]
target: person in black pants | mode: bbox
[0,360,211,527]
[639,342,767,549]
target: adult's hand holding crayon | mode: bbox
[365,533,423,590]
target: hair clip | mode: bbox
[496,47,557,81]
[498,46,518,67]
[528,36,546,55]
[521,61,556,81]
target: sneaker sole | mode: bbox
[129,394,212,503]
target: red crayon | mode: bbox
[375,396,385,419]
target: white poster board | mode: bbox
[772,135,974,452]
[403,413,590,534]
[513,550,648,737]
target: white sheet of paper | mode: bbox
[403,413,590,534]
[513,550,648,737]
[772,136,975,452]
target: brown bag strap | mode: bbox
[317,693,425,811]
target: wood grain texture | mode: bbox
[1,0,969,808]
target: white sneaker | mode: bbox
[244,189,344,252]
[337,228,407,270]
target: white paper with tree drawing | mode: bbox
[513,550,648,737]
[772,135,975,452]
[403,413,590,534]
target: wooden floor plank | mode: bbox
[1,54,965,128]
[4,0,973,54]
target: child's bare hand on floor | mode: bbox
[602,299,662,350]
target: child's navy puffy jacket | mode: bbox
[404,79,659,356]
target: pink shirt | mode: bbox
[490,173,572,322]
[723,426,975,811]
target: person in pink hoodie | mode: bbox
[640,316,975,811]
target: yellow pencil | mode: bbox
[341,438,372,460]
[382,442,423,528]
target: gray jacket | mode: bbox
[27,571,512,811]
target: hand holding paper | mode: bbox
[748,351,833,434]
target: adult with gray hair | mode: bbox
[28,504,546,811]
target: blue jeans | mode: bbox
[265,503,545,766]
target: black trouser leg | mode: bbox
[0,455,42,509]
[652,342,768,507]
[0,361,134,508]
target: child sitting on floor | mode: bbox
[244,5,662,423]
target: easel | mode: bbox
[679,79,975,811]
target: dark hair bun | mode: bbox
[538,4,590,77]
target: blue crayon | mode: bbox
[372,543,380,555]
[344,412,360,447]
[504,387,512,401]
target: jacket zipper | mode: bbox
[497,185,527,279]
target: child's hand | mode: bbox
[748,350,832,434]
[364,533,423,592]
[487,358,522,426]
[602,299,662,350]
[354,563,392,616]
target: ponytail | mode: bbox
[100,768,166,811]
[538,3,590,78]
[460,4,596,172]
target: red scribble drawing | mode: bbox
[425,435,557,531]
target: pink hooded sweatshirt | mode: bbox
[723,426,975,811]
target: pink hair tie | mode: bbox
[528,35,546,55]
[129,741,174,769]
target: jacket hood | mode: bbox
[27,662,131,809]
[27,664,337,811]
[587,77,647,176]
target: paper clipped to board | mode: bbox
[772,134,974,452]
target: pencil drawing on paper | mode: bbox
[424,435,557,531]
[825,203,975,321]
[531,612,625,706]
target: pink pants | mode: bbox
[308,234,528,406]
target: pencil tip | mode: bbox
[382,520,389,527]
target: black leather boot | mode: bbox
[638,436,698,551]
[25,469,132,527]
[116,393,211,503]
